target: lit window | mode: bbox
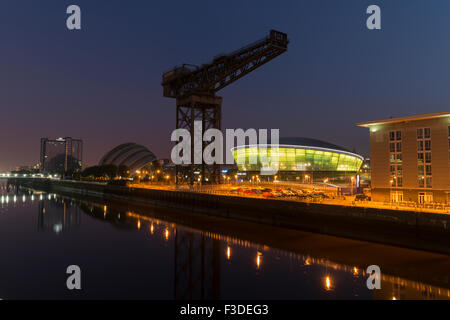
[418,176,425,188]
[418,165,424,175]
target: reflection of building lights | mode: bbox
[137,220,141,230]
[226,246,231,260]
[165,228,170,241]
[103,205,107,213]
[324,276,333,291]
[256,252,262,269]
[150,223,154,235]
[353,267,359,276]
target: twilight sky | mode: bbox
[1,0,450,170]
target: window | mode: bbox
[418,128,432,187]
[389,131,395,141]
[390,191,404,203]
[426,177,432,188]
[389,130,402,187]
[418,177,425,188]
[391,178,397,187]
[419,192,433,204]
[390,143,395,152]
[417,141,423,151]
[418,153,424,163]
[418,165,424,175]
[417,128,423,139]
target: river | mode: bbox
[0,182,449,300]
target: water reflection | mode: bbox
[1,182,450,300]
[38,198,81,234]
[75,196,450,300]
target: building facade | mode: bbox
[358,111,450,204]
[40,137,83,175]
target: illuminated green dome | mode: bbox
[231,137,363,172]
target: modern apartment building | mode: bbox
[357,111,450,204]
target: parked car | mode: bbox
[355,194,371,201]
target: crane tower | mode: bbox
[162,30,289,184]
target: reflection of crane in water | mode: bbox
[74,202,222,299]
[46,199,450,300]
[174,229,221,300]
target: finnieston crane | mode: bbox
[162,30,289,184]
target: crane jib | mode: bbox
[162,30,288,98]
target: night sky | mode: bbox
[1,0,450,171]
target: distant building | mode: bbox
[40,137,83,175]
[99,143,157,173]
[357,111,450,204]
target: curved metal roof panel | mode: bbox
[99,143,157,171]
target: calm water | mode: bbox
[1,182,450,300]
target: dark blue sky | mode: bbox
[1,0,450,170]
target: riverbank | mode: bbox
[9,178,450,255]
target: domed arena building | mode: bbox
[231,137,364,183]
[99,143,157,173]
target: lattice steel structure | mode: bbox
[162,30,289,184]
